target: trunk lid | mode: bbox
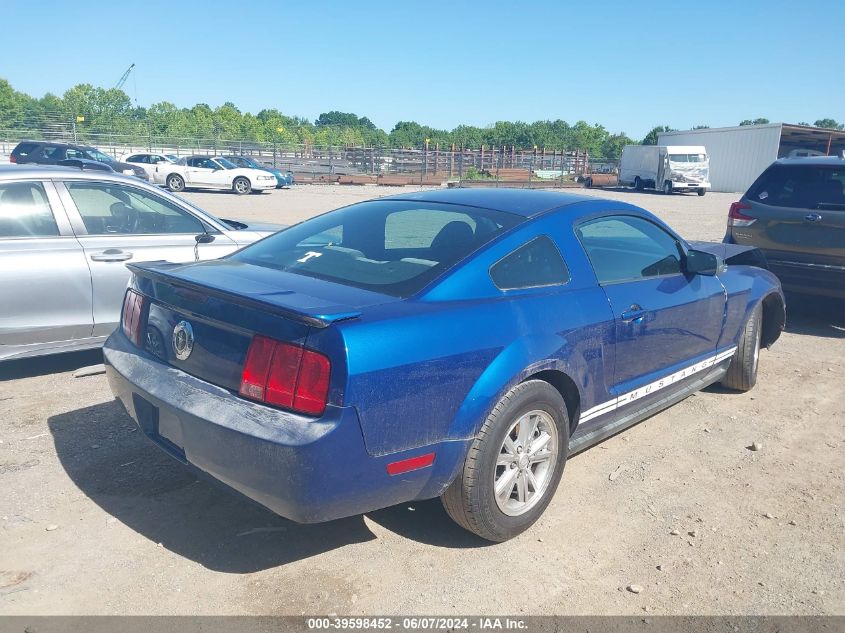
[128,259,398,393]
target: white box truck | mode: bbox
[619,145,711,196]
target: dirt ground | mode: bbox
[1,185,843,616]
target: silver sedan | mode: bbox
[0,165,281,361]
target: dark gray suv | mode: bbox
[726,157,845,298]
[10,141,148,181]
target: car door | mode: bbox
[56,179,239,337]
[0,180,93,358]
[576,214,726,398]
[184,157,217,188]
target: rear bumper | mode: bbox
[103,331,467,523]
[767,259,845,299]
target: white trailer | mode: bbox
[619,145,711,196]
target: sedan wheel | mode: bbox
[494,409,559,516]
[167,174,185,192]
[442,379,569,542]
[233,177,251,195]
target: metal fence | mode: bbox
[0,117,617,184]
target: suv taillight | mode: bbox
[121,289,147,347]
[9,155,16,163]
[239,335,331,416]
[728,201,756,227]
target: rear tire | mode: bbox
[721,303,762,392]
[166,174,185,192]
[441,380,569,542]
[233,177,251,195]
[584,177,593,188]
[697,188,706,196]
[663,181,672,195]
[634,176,643,191]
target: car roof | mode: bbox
[377,187,596,217]
[0,164,141,183]
[773,156,845,166]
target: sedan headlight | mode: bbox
[258,175,274,181]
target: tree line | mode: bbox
[1,78,842,158]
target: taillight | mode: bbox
[121,289,147,347]
[239,335,331,416]
[728,201,756,227]
[9,155,16,164]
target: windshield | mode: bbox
[85,149,116,163]
[235,156,260,168]
[231,200,522,297]
[215,158,238,169]
[669,154,707,163]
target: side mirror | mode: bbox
[195,233,216,244]
[685,249,721,276]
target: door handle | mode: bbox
[621,305,647,324]
[804,213,822,222]
[90,249,133,262]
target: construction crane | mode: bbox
[114,63,135,90]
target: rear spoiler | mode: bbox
[689,241,770,270]
[127,262,361,329]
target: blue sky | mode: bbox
[3,0,843,138]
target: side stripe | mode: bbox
[579,347,737,425]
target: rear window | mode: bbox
[232,200,522,297]
[748,164,845,209]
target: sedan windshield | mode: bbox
[231,200,522,297]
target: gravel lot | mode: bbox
[1,185,843,616]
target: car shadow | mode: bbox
[0,349,103,381]
[48,400,489,573]
[783,293,845,339]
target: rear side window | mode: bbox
[0,182,60,238]
[233,200,522,297]
[749,165,845,209]
[12,142,39,157]
[490,236,569,290]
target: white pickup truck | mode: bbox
[152,155,277,195]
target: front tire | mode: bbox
[441,380,569,542]
[663,181,672,195]
[698,188,706,196]
[634,176,643,191]
[166,174,185,192]
[233,177,251,195]
[721,303,762,391]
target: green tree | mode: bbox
[813,118,844,130]
[739,118,770,126]
[641,125,673,145]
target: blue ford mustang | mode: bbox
[104,189,785,541]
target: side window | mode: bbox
[577,215,682,284]
[0,182,60,238]
[65,182,205,235]
[490,236,569,290]
[65,149,85,159]
[37,145,60,159]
